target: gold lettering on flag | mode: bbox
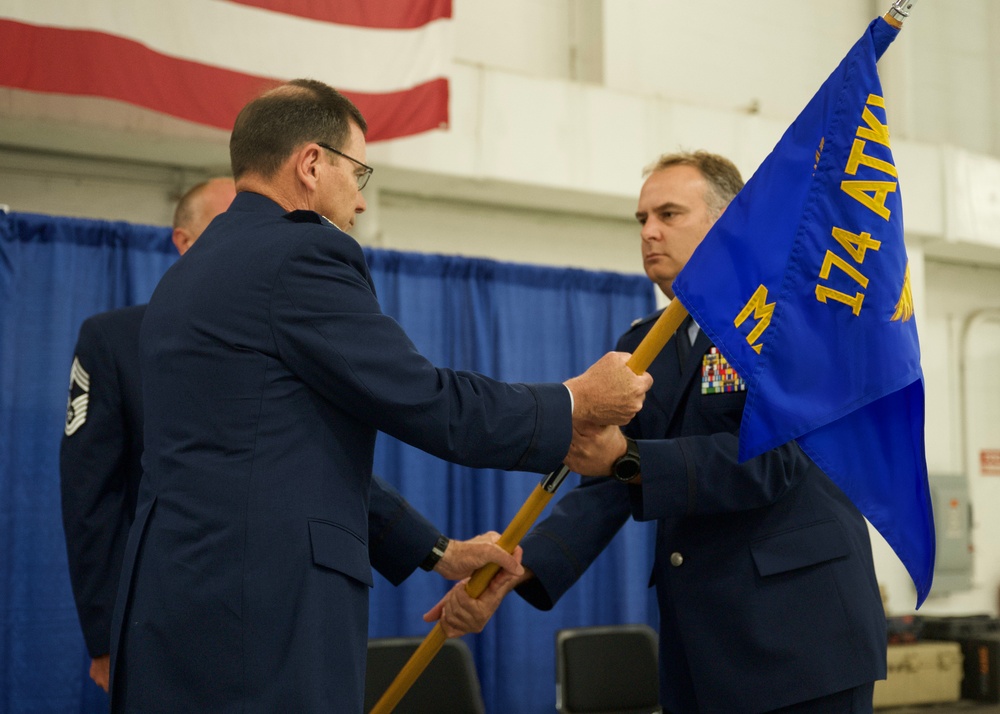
[840,180,897,220]
[840,94,898,221]
[818,93,897,316]
[891,263,914,322]
[734,285,775,354]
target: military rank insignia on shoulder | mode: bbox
[64,356,90,436]
[701,347,746,395]
[628,308,665,332]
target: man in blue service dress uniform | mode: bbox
[436,152,887,713]
[61,178,515,697]
[108,79,651,713]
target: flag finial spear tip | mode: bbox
[885,0,918,28]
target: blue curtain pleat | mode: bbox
[0,213,178,713]
[0,211,658,714]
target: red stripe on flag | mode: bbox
[351,80,449,141]
[222,0,451,29]
[0,21,276,131]
[0,20,448,141]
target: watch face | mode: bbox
[614,438,641,481]
[614,456,641,481]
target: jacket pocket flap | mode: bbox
[751,519,850,577]
[308,520,373,588]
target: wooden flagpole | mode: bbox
[369,299,689,714]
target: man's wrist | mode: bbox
[611,437,641,482]
[420,534,450,571]
[562,382,575,415]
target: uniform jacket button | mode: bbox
[669,552,683,567]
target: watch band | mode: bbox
[419,534,450,571]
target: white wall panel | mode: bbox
[602,0,871,120]
[374,191,641,275]
[944,148,1000,248]
[455,0,571,80]
[0,147,210,225]
[906,0,997,154]
[893,142,944,240]
[963,318,1000,609]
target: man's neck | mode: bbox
[235,174,304,214]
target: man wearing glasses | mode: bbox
[61,175,528,701]
[109,78,652,713]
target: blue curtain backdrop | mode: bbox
[0,210,658,714]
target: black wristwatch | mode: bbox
[419,534,450,571]
[612,437,641,483]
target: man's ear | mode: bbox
[295,144,323,191]
[172,227,195,256]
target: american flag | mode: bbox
[0,0,451,141]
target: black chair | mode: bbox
[364,636,486,714]
[556,624,661,714]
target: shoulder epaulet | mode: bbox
[625,307,665,333]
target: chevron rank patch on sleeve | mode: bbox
[64,356,90,436]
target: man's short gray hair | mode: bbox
[643,151,744,218]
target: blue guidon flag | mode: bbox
[673,16,934,605]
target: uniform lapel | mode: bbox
[622,311,708,438]
[645,328,698,432]
[656,326,713,434]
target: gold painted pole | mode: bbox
[369,299,689,713]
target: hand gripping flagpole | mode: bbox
[370,299,689,714]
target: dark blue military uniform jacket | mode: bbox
[61,305,146,658]
[110,192,572,713]
[61,305,444,662]
[518,309,887,713]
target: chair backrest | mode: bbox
[556,624,661,714]
[365,636,486,714]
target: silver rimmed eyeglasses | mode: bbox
[317,142,374,190]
